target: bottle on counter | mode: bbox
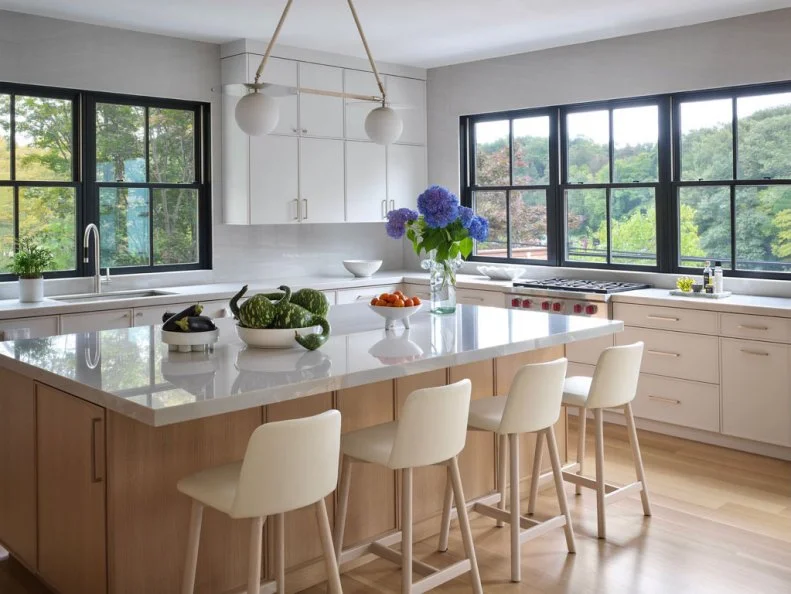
[713,261,724,294]
[703,260,712,288]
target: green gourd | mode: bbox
[262,287,330,317]
[230,285,280,329]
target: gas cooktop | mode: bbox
[512,278,651,294]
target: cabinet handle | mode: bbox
[646,315,679,322]
[648,395,681,405]
[122,312,129,318]
[293,198,300,221]
[389,199,395,211]
[91,418,104,483]
[302,198,308,220]
[463,296,486,302]
[291,127,298,133]
[740,349,770,357]
[646,349,680,358]
[737,324,769,331]
[135,312,143,318]
[356,294,379,301]
[302,128,308,134]
[382,199,387,219]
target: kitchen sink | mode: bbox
[53,290,175,303]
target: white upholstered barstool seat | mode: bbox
[560,341,652,539]
[334,379,483,594]
[438,358,575,583]
[177,410,343,594]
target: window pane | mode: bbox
[510,190,547,260]
[149,108,195,184]
[611,188,656,266]
[96,103,145,183]
[474,120,509,186]
[736,186,791,272]
[566,188,606,262]
[512,116,549,185]
[473,191,506,257]
[18,186,76,271]
[0,94,9,180]
[14,96,73,181]
[153,189,199,265]
[613,105,658,183]
[100,188,150,268]
[737,93,791,180]
[678,186,731,268]
[566,110,609,184]
[680,99,733,181]
[0,187,13,272]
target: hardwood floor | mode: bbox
[3,419,790,593]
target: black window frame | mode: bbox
[0,82,211,282]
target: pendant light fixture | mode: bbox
[234,0,403,145]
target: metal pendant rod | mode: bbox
[300,87,382,103]
[253,0,295,84]
[346,0,387,104]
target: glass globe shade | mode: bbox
[365,106,403,145]
[235,92,280,136]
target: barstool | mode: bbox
[333,379,484,594]
[560,341,652,539]
[437,358,575,583]
[177,410,343,594]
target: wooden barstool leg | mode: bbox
[497,433,507,527]
[449,457,484,594]
[508,433,521,583]
[316,498,343,594]
[333,455,352,557]
[181,500,203,594]
[401,467,413,594]
[576,408,587,496]
[546,426,576,554]
[594,409,606,539]
[248,516,265,594]
[527,431,543,515]
[275,513,285,592]
[438,468,453,552]
[625,403,652,516]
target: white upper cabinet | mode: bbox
[344,69,383,141]
[299,63,344,138]
[346,140,387,222]
[385,75,427,145]
[222,53,251,225]
[249,56,298,136]
[299,138,345,223]
[249,134,300,224]
[387,144,427,211]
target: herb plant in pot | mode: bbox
[12,237,54,303]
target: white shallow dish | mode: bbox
[477,266,524,281]
[369,303,422,329]
[343,259,383,278]
[161,329,219,353]
[236,324,317,349]
[669,289,732,299]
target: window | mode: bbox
[0,82,210,282]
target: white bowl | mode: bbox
[477,266,524,281]
[368,303,422,329]
[343,259,383,278]
[368,329,425,364]
[236,324,318,349]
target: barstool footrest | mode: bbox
[472,503,539,529]
[604,481,644,504]
[412,559,472,594]
[229,579,278,594]
[562,470,619,493]
[370,542,438,576]
[339,530,402,566]
[518,515,567,544]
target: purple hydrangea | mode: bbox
[468,215,489,242]
[459,206,475,229]
[417,185,460,229]
[385,207,419,239]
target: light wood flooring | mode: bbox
[3,419,790,593]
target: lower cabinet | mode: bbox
[455,288,505,307]
[632,373,720,433]
[0,316,59,340]
[37,384,107,594]
[335,284,402,304]
[61,309,132,334]
[721,338,791,447]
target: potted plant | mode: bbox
[12,237,54,303]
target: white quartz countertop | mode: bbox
[609,288,791,317]
[0,303,621,426]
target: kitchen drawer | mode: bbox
[632,373,720,433]
[133,300,231,327]
[0,316,59,340]
[403,283,430,301]
[456,288,504,307]
[719,313,791,343]
[336,284,402,304]
[60,309,132,334]
[613,302,718,335]
[615,326,719,383]
[565,333,614,366]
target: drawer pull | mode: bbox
[740,349,770,357]
[648,395,681,405]
[646,349,680,358]
[646,315,679,322]
[463,296,486,302]
[737,324,769,331]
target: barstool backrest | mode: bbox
[587,342,644,409]
[231,409,341,519]
[388,379,472,469]
[498,358,568,435]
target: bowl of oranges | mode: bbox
[368,290,423,329]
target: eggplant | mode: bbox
[174,316,217,333]
[162,304,204,331]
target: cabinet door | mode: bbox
[721,338,791,446]
[456,288,505,307]
[37,384,107,594]
[387,144,426,211]
[222,53,252,224]
[249,56,298,136]
[345,140,387,222]
[299,138,345,223]
[249,134,299,224]
[299,62,344,138]
[133,300,230,327]
[344,69,382,140]
[384,75,426,145]
[0,315,59,340]
[61,309,132,334]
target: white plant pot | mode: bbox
[19,277,44,303]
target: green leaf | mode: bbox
[460,237,474,258]
[449,244,460,259]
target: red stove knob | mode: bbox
[541,301,550,311]
[511,298,521,307]
[552,302,563,312]
[521,299,532,308]
[585,304,598,315]
[573,304,583,314]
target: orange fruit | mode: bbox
[379,293,390,301]
[412,296,422,305]
[370,297,378,306]
[403,298,414,307]
[375,299,388,307]
[393,298,405,307]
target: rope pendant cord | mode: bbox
[254,0,295,84]
[346,0,387,104]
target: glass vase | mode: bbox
[422,252,462,314]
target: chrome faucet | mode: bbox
[83,224,110,294]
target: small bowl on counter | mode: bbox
[477,265,524,281]
[343,259,382,278]
[369,303,422,330]
[235,324,319,349]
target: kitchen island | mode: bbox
[0,303,621,594]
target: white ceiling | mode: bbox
[2,0,791,68]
